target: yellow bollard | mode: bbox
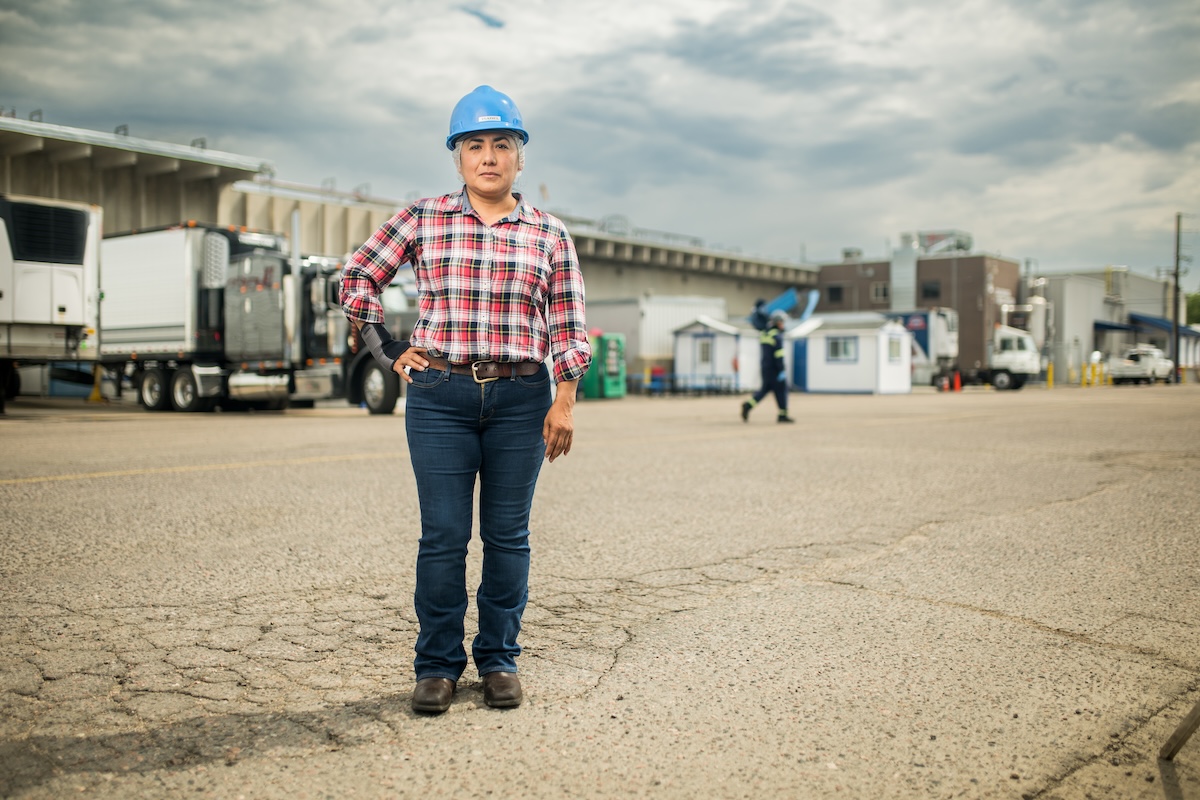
[1047,362,1054,389]
[87,364,106,403]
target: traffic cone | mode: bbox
[953,371,961,392]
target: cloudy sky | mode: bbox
[2,0,1198,288]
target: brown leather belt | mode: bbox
[425,357,542,383]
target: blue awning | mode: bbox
[1093,320,1137,332]
[1129,312,1200,338]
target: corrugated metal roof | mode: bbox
[0,116,268,174]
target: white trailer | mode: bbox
[0,194,103,413]
[100,223,362,412]
[883,307,958,387]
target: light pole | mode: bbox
[1174,212,1181,383]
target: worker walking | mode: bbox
[741,309,794,423]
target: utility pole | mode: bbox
[1174,212,1182,383]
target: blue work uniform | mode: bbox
[749,325,788,415]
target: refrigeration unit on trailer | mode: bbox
[0,194,102,413]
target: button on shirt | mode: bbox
[341,190,591,384]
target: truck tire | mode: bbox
[170,368,209,412]
[1010,375,1027,390]
[2,361,19,401]
[139,368,171,411]
[361,361,399,415]
[991,370,1013,391]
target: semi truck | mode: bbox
[0,194,103,414]
[99,222,401,414]
[885,307,1040,390]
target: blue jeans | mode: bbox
[404,362,551,681]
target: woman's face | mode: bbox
[459,132,520,198]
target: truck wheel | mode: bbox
[991,370,1013,391]
[2,361,19,403]
[362,361,399,415]
[140,368,171,411]
[170,368,208,412]
[1010,376,1026,390]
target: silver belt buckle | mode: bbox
[471,361,499,384]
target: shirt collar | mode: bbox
[455,188,530,224]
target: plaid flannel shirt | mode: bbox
[341,190,591,384]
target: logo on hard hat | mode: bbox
[478,116,501,122]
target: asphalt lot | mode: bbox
[1,384,1198,799]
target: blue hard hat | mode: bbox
[446,85,529,150]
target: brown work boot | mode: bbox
[411,677,455,714]
[482,671,523,708]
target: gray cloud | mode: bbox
[0,0,1197,286]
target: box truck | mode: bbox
[883,307,958,387]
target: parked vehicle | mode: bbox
[299,254,405,415]
[99,223,400,413]
[884,308,1039,390]
[1108,345,1174,385]
[985,324,1040,390]
[0,194,103,413]
[343,272,415,415]
[884,307,959,387]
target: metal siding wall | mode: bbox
[890,241,918,311]
[640,297,727,359]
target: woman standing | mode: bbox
[341,85,591,714]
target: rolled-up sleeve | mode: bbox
[341,208,418,325]
[545,230,591,383]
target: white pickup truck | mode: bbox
[1108,345,1174,384]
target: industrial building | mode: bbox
[815,231,1195,384]
[1,114,1192,390]
[0,116,815,321]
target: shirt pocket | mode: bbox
[490,234,549,309]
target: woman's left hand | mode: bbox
[543,381,578,462]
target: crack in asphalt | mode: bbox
[2,467,1195,795]
[0,544,817,794]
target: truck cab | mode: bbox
[339,270,416,415]
[987,325,1039,390]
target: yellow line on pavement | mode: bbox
[0,452,401,486]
